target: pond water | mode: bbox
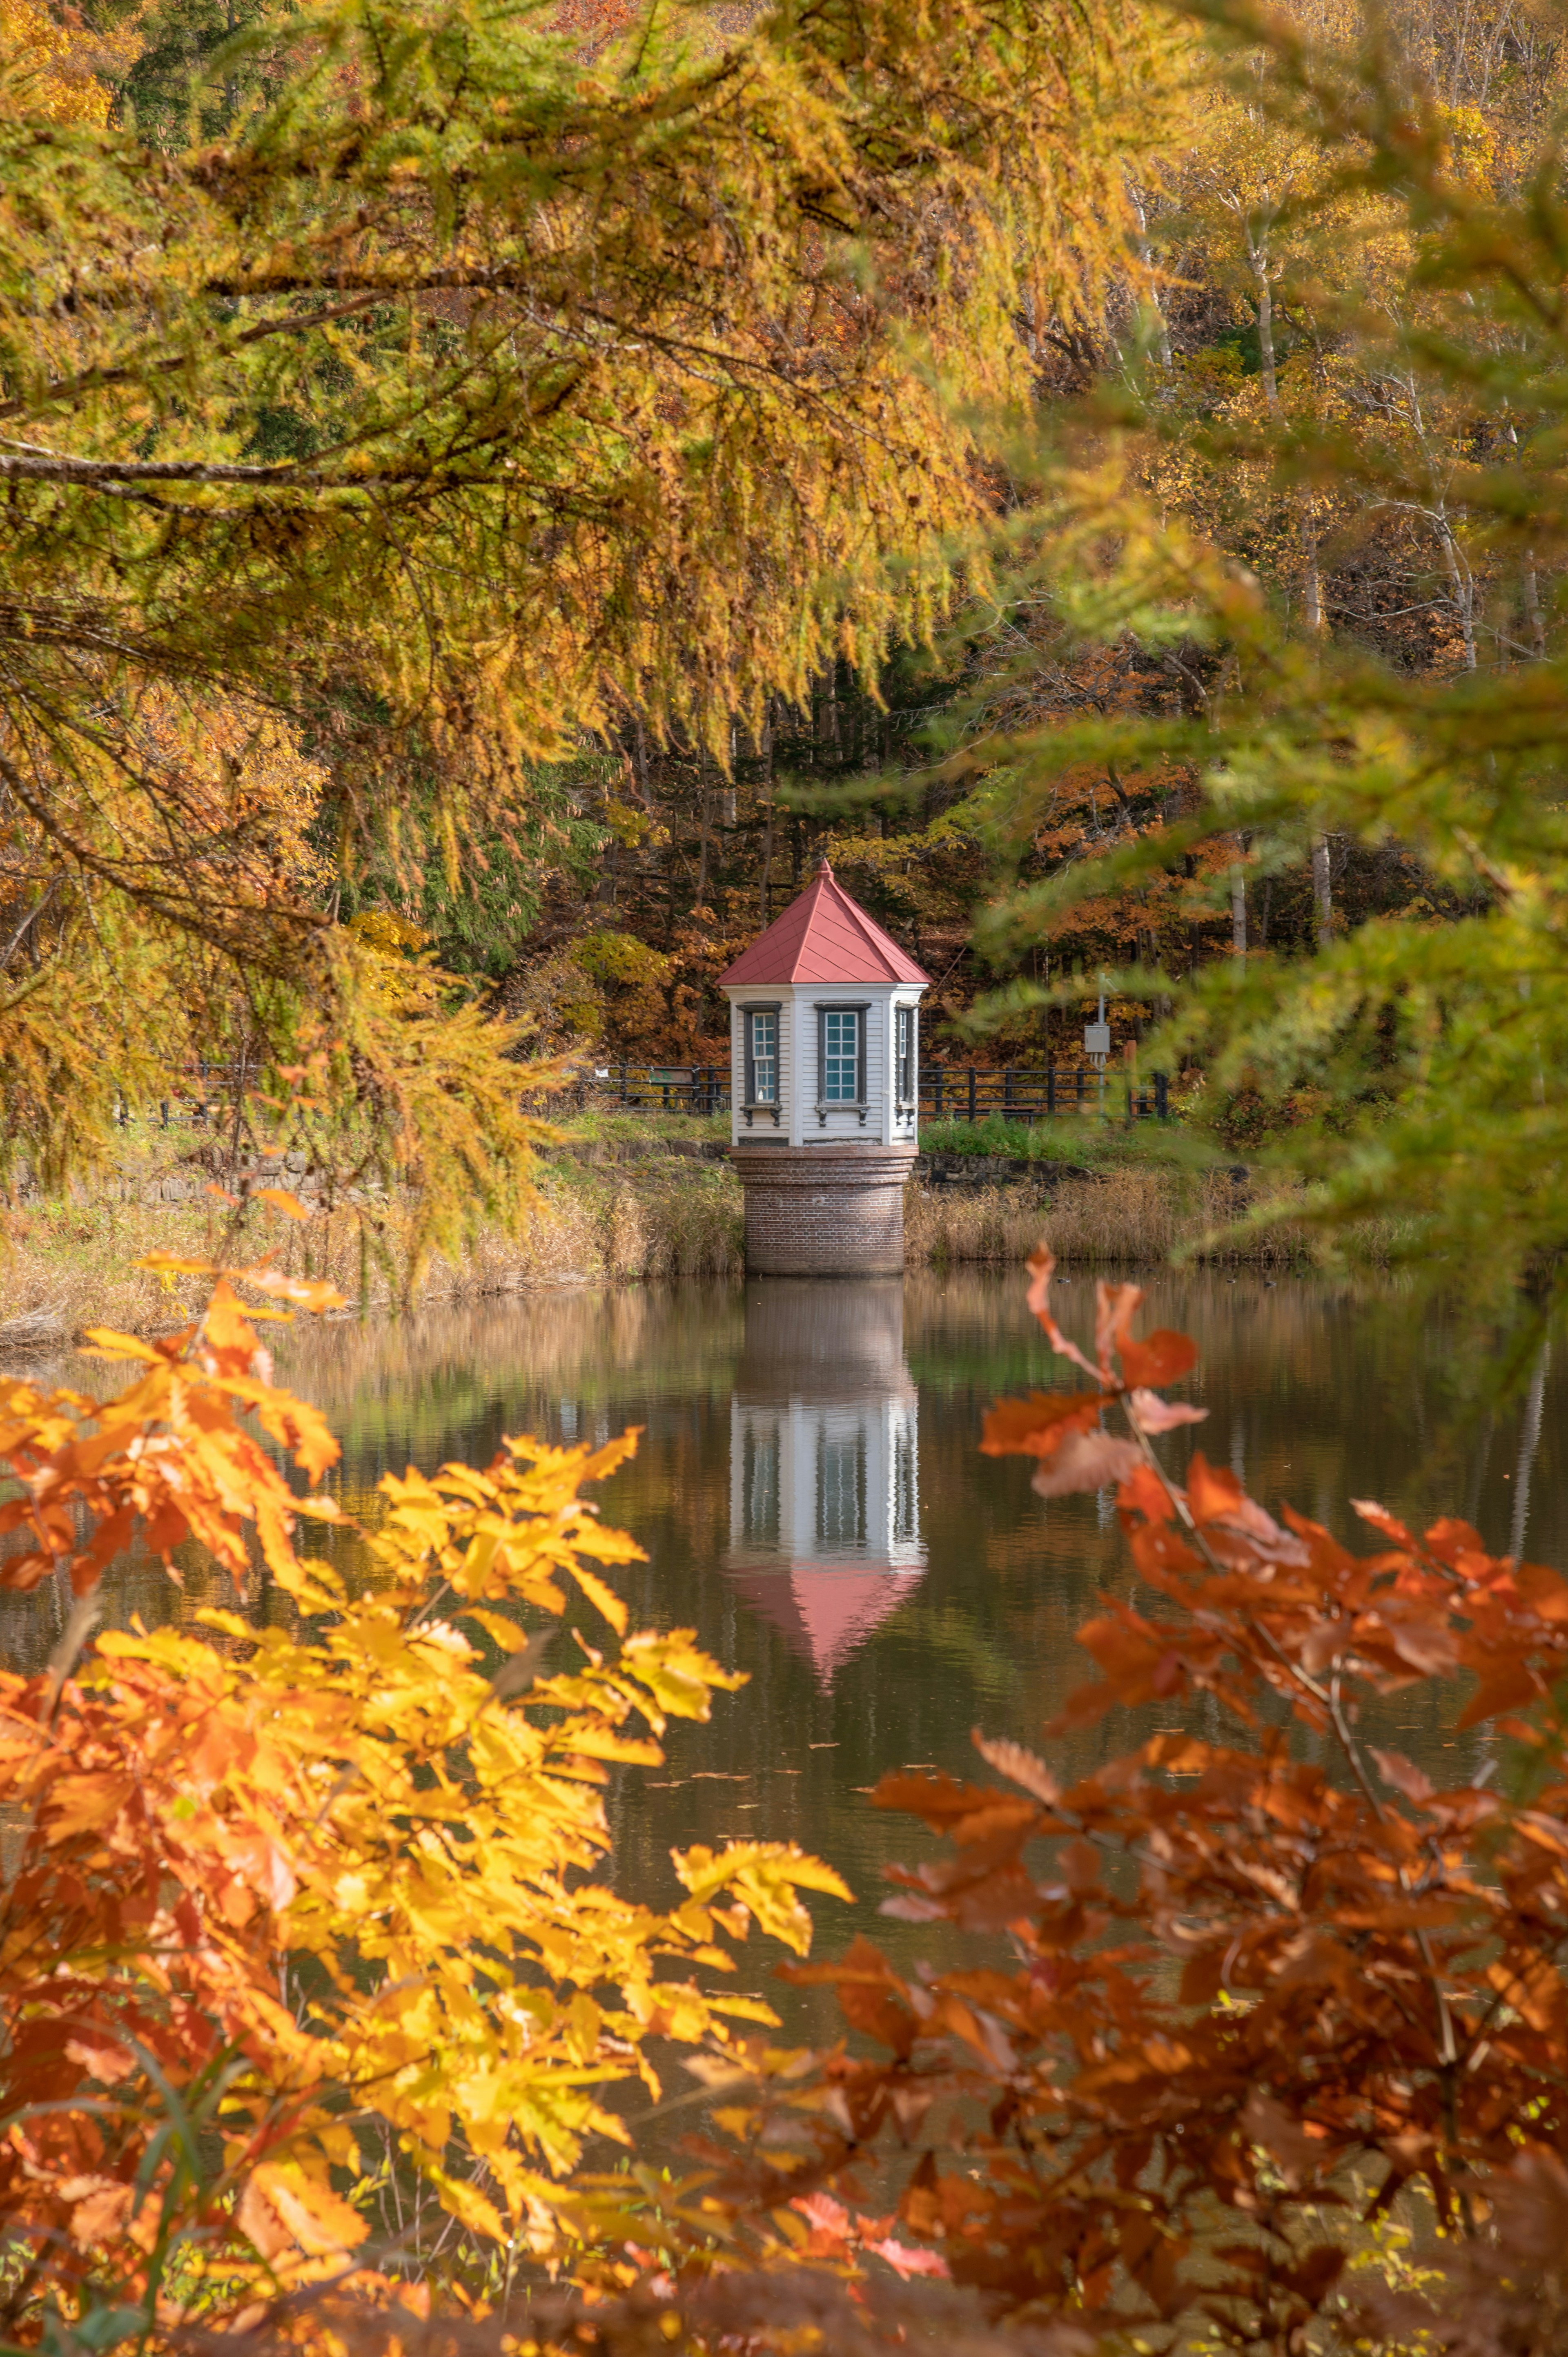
[7,1266,1560,2026]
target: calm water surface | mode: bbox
[6,1270,1562,2023]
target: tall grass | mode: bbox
[0,1160,744,1348]
[2,1157,1404,1352]
[907,1168,1336,1268]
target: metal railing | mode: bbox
[589,1063,1169,1122]
[113,1059,244,1128]
[918,1064,1169,1122]
[119,1059,1171,1129]
[606,1064,731,1114]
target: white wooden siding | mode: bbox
[728,983,924,1146]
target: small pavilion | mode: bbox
[717,861,930,1277]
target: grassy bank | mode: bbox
[0,1149,746,1345]
[0,1119,1399,1347]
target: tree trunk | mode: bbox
[1300,506,1324,633]
[1526,550,1547,660]
[1510,1339,1551,1564]
[695,783,710,910]
[1127,177,1172,369]
[1312,834,1333,948]
[1251,207,1325,636]
[1231,849,1247,958]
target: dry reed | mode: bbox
[907,1168,1328,1268]
[1,1157,1397,1350]
[0,1161,746,1346]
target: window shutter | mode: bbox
[744,1010,756,1106]
[857,1010,866,1106]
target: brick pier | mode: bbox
[730,1141,917,1277]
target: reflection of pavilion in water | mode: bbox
[724,1282,923,1685]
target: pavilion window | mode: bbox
[815,1003,868,1120]
[895,1003,916,1107]
[742,1004,781,1123]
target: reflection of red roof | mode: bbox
[717,863,931,989]
[725,1562,922,1686]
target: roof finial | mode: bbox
[817,856,833,876]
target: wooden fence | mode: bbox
[597,1064,1170,1121]
[919,1066,1170,1123]
[117,1061,1172,1127]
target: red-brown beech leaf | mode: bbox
[1025,1248,1100,1379]
[1369,1748,1436,1805]
[1031,1429,1143,1497]
[1458,1659,1540,1729]
[826,1937,921,2058]
[1187,1454,1308,1556]
[1095,1281,1146,1378]
[1119,1329,1199,1389]
[1128,1388,1209,1433]
[1517,1562,1568,1621]
[1241,2089,1327,2188]
[980,1392,1107,1457]
[1352,1498,1415,1545]
[972,1730,1061,1806]
[871,1770,1002,1825]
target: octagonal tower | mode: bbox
[717,861,930,1276]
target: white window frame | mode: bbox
[741,1002,782,1127]
[815,1002,869,1125]
[895,1002,918,1110]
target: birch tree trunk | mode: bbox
[1312,835,1333,948]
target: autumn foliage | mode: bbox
[689,1251,1568,2350]
[0,1260,846,2345]
[10,1231,1568,2357]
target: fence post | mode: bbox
[934,1066,945,1118]
[967,1067,976,1122]
[1155,1070,1169,1120]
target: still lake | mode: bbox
[5,1269,1561,2023]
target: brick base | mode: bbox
[730,1142,917,1277]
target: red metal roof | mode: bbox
[717,861,930,989]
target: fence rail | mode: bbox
[918,1065,1170,1123]
[595,1063,1169,1122]
[605,1065,731,1114]
[113,1059,245,1128]
[114,1060,1172,1128]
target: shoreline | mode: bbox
[0,1144,1401,1352]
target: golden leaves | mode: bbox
[0,1259,848,2335]
[674,1844,854,1957]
